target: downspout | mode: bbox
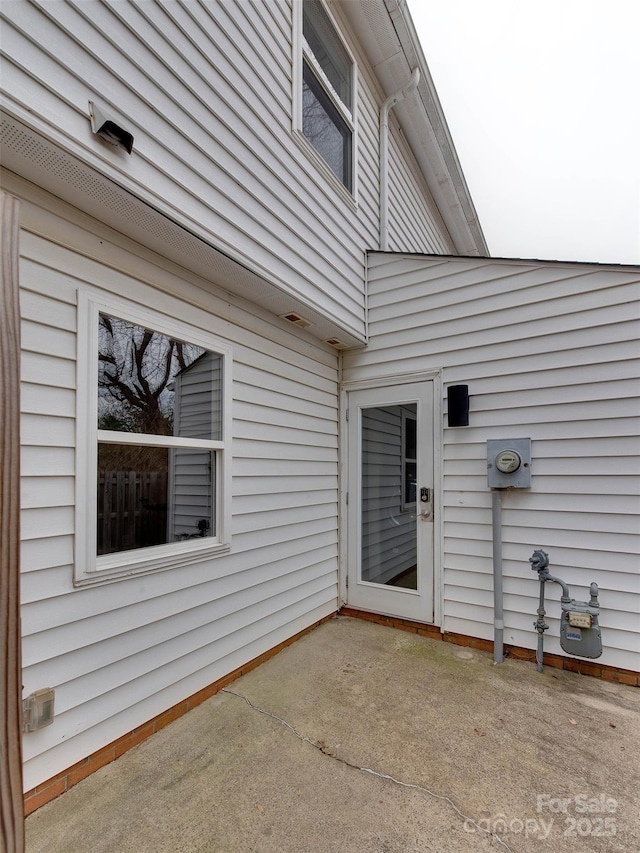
[379,67,420,250]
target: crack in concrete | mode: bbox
[222,688,515,852]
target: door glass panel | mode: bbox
[361,404,417,590]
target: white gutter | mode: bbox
[379,66,420,251]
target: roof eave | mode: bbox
[338,0,489,256]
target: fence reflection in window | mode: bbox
[97,313,222,556]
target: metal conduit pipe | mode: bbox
[492,489,504,663]
[379,67,420,250]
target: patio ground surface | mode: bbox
[26,615,640,852]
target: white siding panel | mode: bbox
[19,208,340,791]
[387,130,451,254]
[21,539,74,576]
[23,559,336,687]
[0,0,360,331]
[344,254,640,672]
[1,0,457,344]
[21,352,76,390]
[22,507,75,542]
[21,446,75,478]
[21,566,73,604]
[21,383,75,418]
[21,477,75,510]
[233,474,337,497]
[21,414,74,448]
[21,320,76,360]
[20,289,76,331]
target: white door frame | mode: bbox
[339,371,443,625]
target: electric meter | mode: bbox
[487,438,532,488]
[495,449,522,474]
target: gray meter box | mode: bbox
[487,438,531,489]
[560,597,602,659]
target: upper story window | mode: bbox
[75,292,231,586]
[299,0,355,192]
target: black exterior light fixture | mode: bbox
[89,101,134,154]
[447,384,469,427]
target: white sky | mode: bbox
[407,0,640,265]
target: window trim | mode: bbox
[75,290,232,587]
[293,0,358,197]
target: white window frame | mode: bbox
[293,0,358,198]
[75,290,232,586]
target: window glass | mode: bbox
[97,445,215,555]
[403,412,417,507]
[303,0,352,109]
[98,314,222,440]
[95,312,223,560]
[302,61,351,189]
[300,0,354,191]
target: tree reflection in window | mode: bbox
[302,60,351,189]
[97,314,222,555]
[98,315,206,436]
[301,0,354,191]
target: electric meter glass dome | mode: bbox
[495,449,521,474]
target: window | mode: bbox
[299,0,355,191]
[401,409,417,510]
[75,293,231,585]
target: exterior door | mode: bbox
[346,381,434,622]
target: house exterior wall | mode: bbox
[1,0,471,794]
[0,0,452,345]
[2,1,486,799]
[343,253,640,673]
[17,181,340,791]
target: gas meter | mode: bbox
[529,550,603,670]
[560,583,603,659]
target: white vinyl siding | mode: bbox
[1,0,453,348]
[18,198,339,792]
[0,0,362,333]
[386,129,452,254]
[343,253,640,672]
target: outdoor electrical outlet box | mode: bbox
[487,438,532,489]
[23,688,55,732]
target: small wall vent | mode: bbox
[325,338,348,349]
[89,101,134,154]
[280,312,312,329]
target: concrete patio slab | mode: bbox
[26,616,640,852]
